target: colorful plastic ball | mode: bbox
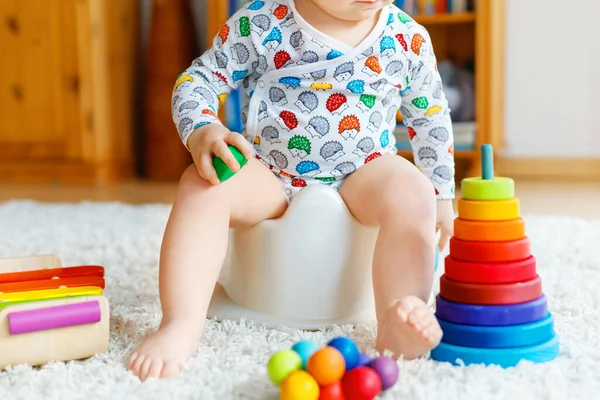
[342,366,382,400]
[368,356,399,390]
[318,381,345,400]
[306,347,346,386]
[268,350,302,386]
[358,352,371,367]
[280,370,320,400]
[292,340,320,369]
[327,337,360,370]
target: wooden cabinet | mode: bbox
[0,0,139,183]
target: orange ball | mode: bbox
[307,347,346,386]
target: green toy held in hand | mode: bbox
[212,145,249,183]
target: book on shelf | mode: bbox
[394,0,475,15]
[394,121,477,152]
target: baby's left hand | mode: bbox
[436,199,455,251]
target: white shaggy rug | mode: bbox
[0,200,599,400]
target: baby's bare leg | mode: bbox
[339,154,442,360]
[129,159,287,380]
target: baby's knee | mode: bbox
[177,164,222,201]
[380,170,436,223]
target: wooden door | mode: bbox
[0,0,84,163]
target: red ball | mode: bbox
[319,381,345,400]
[342,366,382,400]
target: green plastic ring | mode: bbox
[212,145,249,182]
[461,177,515,201]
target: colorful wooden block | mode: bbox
[449,237,531,263]
[457,198,520,221]
[435,295,549,326]
[430,336,559,368]
[444,255,537,284]
[439,275,542,305]
[0,295,109,369]
[0,255,110,370]
[437,313,555,348]
[453,217,525,242]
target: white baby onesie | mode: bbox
[172,0,456,200]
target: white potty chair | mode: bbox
[207,184,379,329]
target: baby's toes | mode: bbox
[144,359,164,381]
[131,354,146,376]
[140,357,154,381]
[394,298,419,322]
[421,316,443,344]
[128,352,140,370]
[161,361,183,379]
[407,305,433,331]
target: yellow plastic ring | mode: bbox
[461,177,515,201]
[458,198,520,221]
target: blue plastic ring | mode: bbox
[431,336,559,368]
[435,294,548,326]
[438,313,555,348]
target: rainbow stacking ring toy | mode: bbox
[431,144,560,368]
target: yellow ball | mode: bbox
[280,370,320,400]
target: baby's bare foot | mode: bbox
[376,296,442,360]
[128,320,202,381]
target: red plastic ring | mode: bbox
[439,274,542,305]
[449,237,531,263]
[444,256,537,284]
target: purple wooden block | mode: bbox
[8,301,102,335]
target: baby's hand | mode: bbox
[436,199,455,251]
[187,124,254,185]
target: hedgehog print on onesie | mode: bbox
[172,0,455,202]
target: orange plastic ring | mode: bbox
[449,237,531,263]
[454,217,525,242]
[439,274,542,305]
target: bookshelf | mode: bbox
[414,12,476,25]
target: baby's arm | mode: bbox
[171,5,263,148]
[400,26,456,199]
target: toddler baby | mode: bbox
[129,0,455,380]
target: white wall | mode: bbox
[503,0,600,157]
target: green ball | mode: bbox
[267,350,303,386]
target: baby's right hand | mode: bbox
[187,124,254,185]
